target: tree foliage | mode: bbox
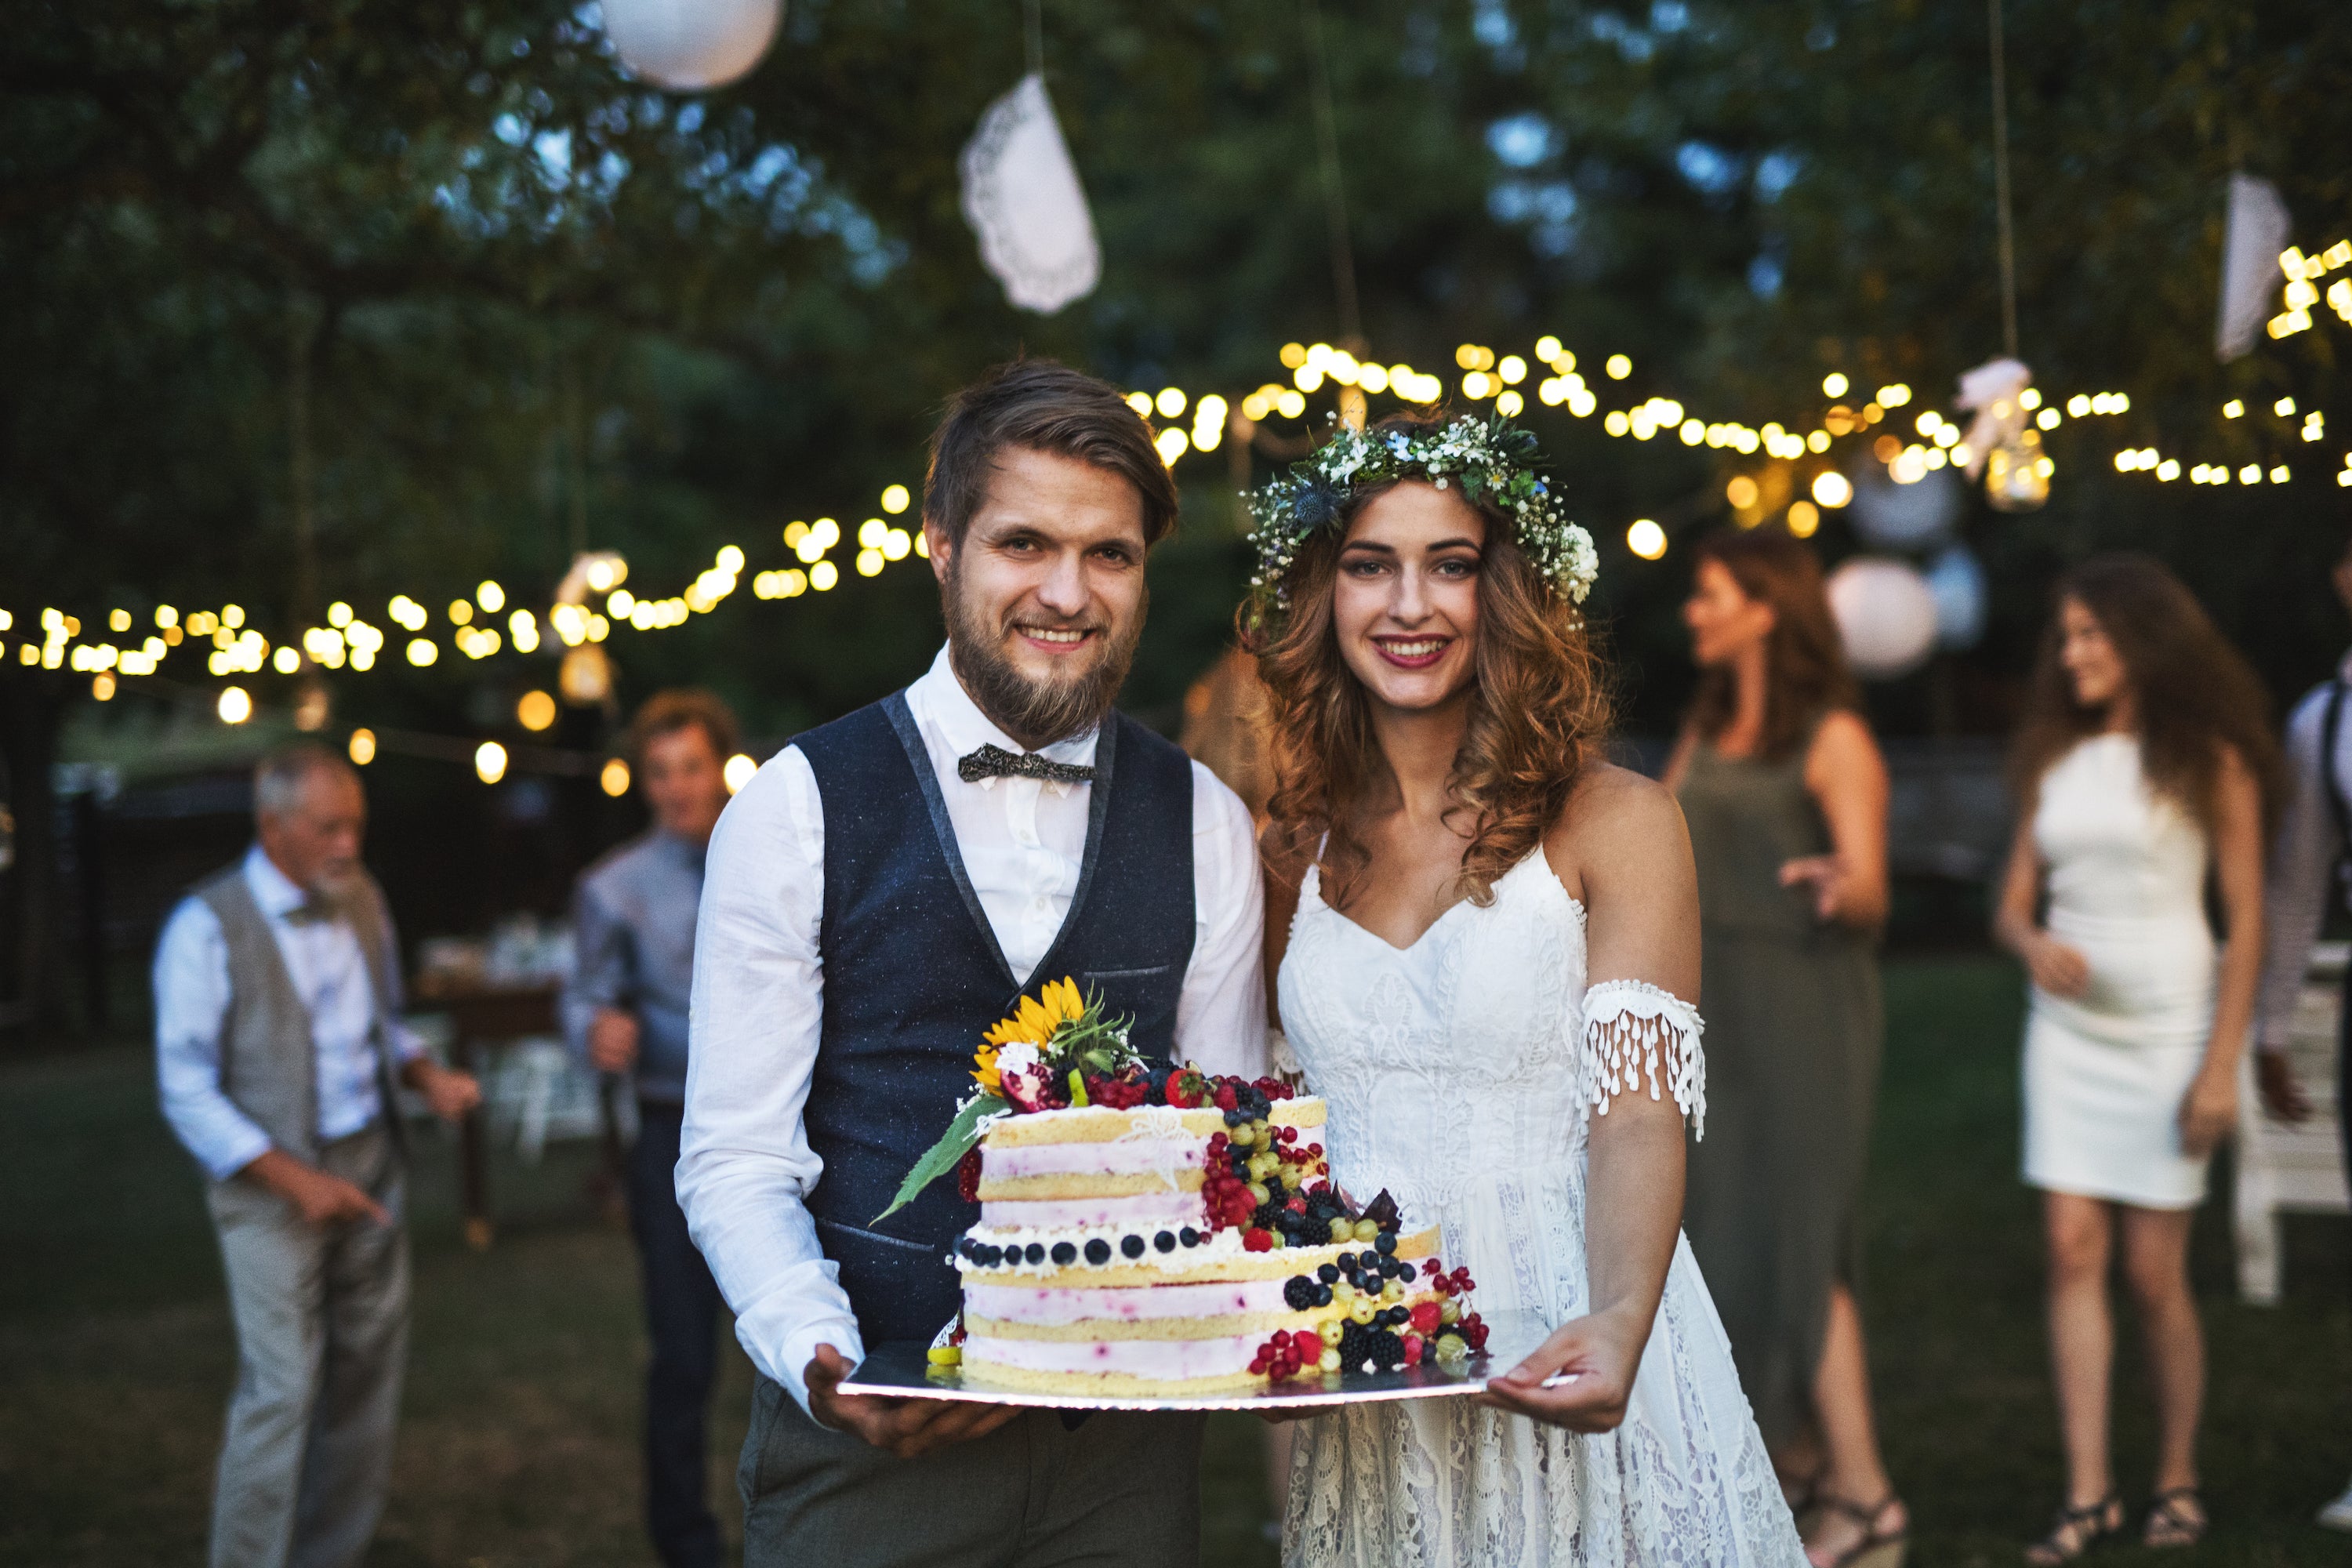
[3,0,2350,737]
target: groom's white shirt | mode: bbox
[679,646,1267,1414]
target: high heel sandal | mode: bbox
[1804,1493,1907,1568]
[2023,1494,2122,1565]
[2141,1488,2205,1549]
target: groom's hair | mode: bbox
[924,359,1179,550]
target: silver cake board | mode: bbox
[837,1308,1551,1413]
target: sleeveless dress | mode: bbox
[1675,731,1882,1449]
[1276,850,1805,1567]
[2022,735,2217,1209]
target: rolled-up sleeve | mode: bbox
[154,898,274,1180]
[2258,685,2339,1049]
[1174,761,1268,1081]
[677,746,862,1414]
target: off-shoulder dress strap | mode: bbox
[1577,978,1708,1138]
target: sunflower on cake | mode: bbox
[879,976,1485,1397]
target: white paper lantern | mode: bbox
[601,0,781,91]
[1828,557,1940,681]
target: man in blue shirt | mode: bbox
[565,690,741,1568]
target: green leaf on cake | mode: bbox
[873,1092,1007,1223]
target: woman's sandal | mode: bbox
[2142,1488,2205,1549]
[1781,1466,1824,1523]
[1804,1494,1908,1568]
[2023,1494,2123,1565]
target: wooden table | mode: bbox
[408,977,603,1250]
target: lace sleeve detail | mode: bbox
[1577,978,1707,1138]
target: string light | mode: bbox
[349,728,376,764]
[14,324,2341,693]
[724,753,757,793]
[600,757,631,797]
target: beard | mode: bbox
[943,569,1146,750]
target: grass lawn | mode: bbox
[2,955,2345,1565]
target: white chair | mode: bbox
[2234,941,2351,1303]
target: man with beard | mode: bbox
[680,359,1265,1566]
[154,744,480,1568]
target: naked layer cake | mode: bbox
[885,978,1487,1396]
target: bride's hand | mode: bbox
[1475,1307,1647,1432]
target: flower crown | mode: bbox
[1245,413,1599,612]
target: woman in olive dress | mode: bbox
[1664,530,1904,1568]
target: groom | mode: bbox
[679,359,1265,1566]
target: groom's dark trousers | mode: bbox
[741,1388,1204,1567]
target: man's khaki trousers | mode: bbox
[205,1124,408,1568]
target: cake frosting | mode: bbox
[949,1091,1472,1395]
[881,976,1486,1396]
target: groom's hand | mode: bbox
[1475,1308,1645,1433]
[805,1345,1022,1459]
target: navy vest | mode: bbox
[796,691,1196,1343]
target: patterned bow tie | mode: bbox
[956,744,1096,786]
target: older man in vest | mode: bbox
[154,743,479,1568]
[681,360,1266,1567]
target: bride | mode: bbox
[1248,414,1809,1567]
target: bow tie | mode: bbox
[957,744,1096,786]
[284,898,336,927]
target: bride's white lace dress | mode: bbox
[1276,850,1805,1567]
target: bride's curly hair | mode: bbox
[1244,415,1613,911]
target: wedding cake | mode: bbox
[881,978,1487,1396]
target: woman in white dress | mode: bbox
[1244,413,1806,1567]
[1991,555,2281,1560]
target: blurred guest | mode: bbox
[1992,554,2282,1559]
[2249,532,2352,1534]
[565,689,741,1568]
[154,743,480,1568]
[1665,531,1904,1568]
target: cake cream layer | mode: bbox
[964,1330,1262,1381]
[953,1361,1265,1397]
[965,1308,1330,1342]
[980,1099,1325,1149]
[980,1139,1205,1180]
[978,1192,1206,1230]
[975,1168,1207,1202]
[955,1225,1441,1287]
[963,1278,1294,1323]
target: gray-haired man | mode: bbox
[154,743,479,1568]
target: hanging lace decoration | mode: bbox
[2216,172,2290,362]
[958,73,1102,315]
[1955,355,2049,514]
[1577,978,1707,1138]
